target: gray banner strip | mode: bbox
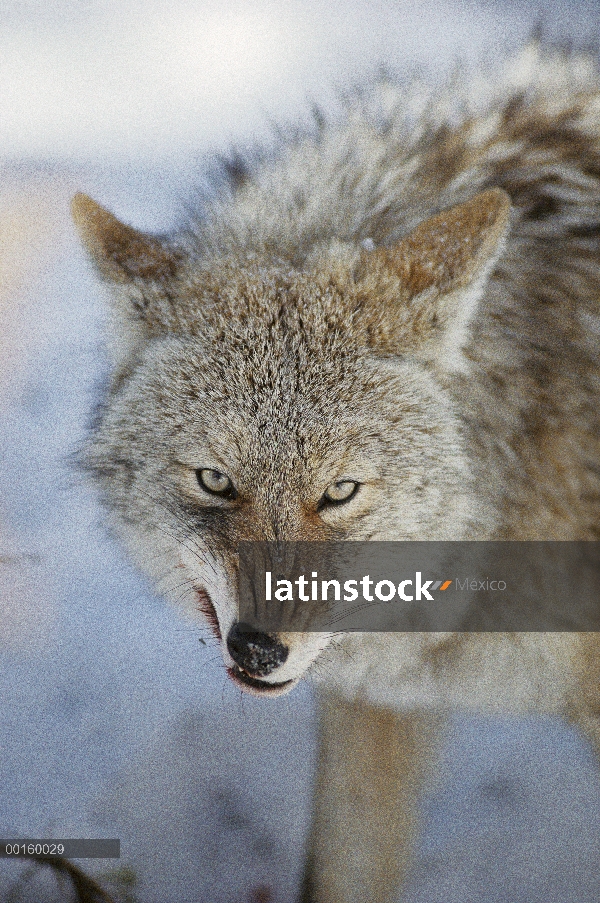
[238,541,600,632]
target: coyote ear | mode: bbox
[71,193,182,284]
[362,188,511,371]
[72,193,186,371]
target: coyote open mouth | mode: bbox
[227,664,297,696]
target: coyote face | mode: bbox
[74,187,509,695]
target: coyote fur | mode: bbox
[72,44,600,902]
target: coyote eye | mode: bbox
[319,480,360,509]
[196,468,237,499]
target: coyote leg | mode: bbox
[301,692,445,903]
[568,634,600,762]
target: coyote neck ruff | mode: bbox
[74,46,600,710]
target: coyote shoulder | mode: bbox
[72,44,600,902]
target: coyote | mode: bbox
[73,44,600,902]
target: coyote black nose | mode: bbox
[226,622,289,676]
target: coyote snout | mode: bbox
[227,622,289,676]
[226,623,298,696]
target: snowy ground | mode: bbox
[2,2,600,901]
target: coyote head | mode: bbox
[73,188,509,696]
